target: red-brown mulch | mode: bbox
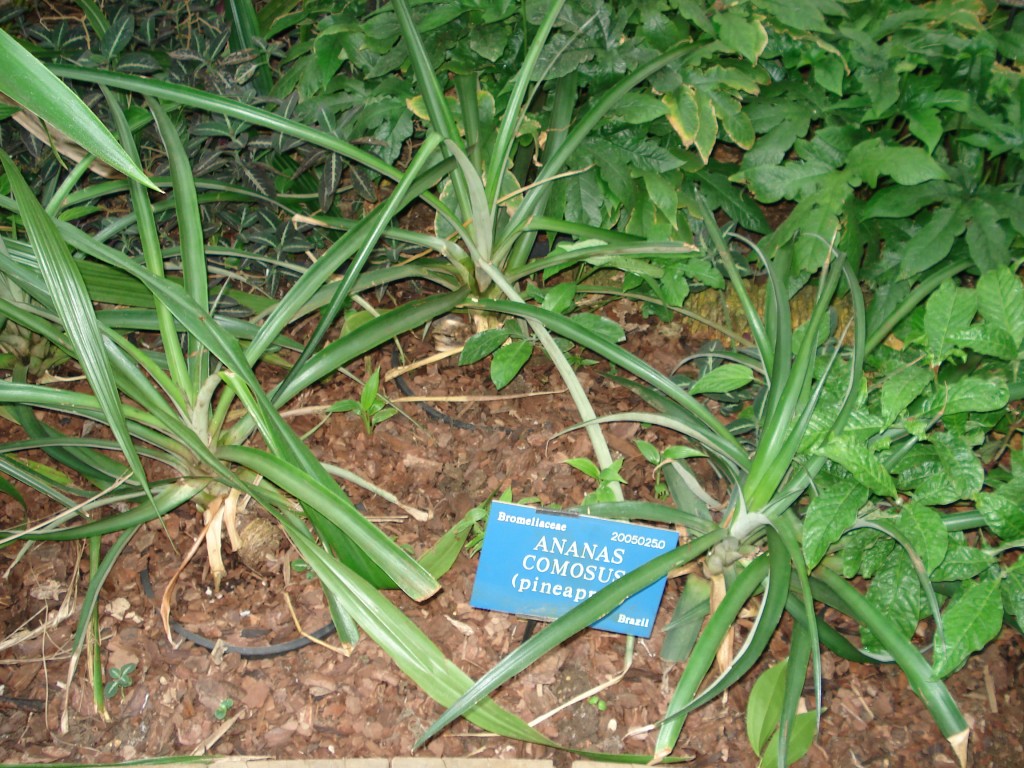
[2,304,1022,768]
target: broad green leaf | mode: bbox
[932,578,1003,679]
[880,365,931,425]
[714,9,768,63]
[694,88,718,164]
[663,86,700,148]
[719,106,755,150]
[940,375,1008,416]
[460,328,513,366]
[643,172,679,223]
[753,0,832,33]
[964,198,1009,272]
[606,92,667,125]
[924,280,977,365]
[759,711,817,768]
[747,662,787,755]
[899,206,966,280]
[1002,560,1024,620]
[863,552,922,648]
[860,180,950,220]
[736,160,835,204]
[906,108,944,154]
[803,480,869,570]
[977,267,1024,348]
[0,28,157,190]
[893,502,948,574]
[977,474,1024,539]
[489,340,533,390]
[950,325,1018,361]
[912,432,984,506]
[842,526,895,580]
[821,434,897,498]
[690,363,755,395]
[845,140,948,188]
[931,534,994,582]
[540,282,576,315]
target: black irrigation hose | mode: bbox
[390,345,515,434]
[139,567,336,659]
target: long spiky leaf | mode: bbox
[1,151,153,502]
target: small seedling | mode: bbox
[587,695,608,712]
[290,558,316,580]
[214,698,234,720]
[564,457,626,505]
[634,440,704,499]
[328,366,397,435]
[103,663,137,700]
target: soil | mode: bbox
[1,297,1022,768]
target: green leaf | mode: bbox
[977,474,1024,540]
[571,313,625,344]
[964,198,1009,273]
[932,578,1003,679]
[863,552,922,648]
[660,575,710,662]
[0,152,151,499]
[759,711,817,768]
[564,456,601,480]
[899,207,966,280]
[689,363,755,395]
[736,161,836,204]
[893,502,948,574]
[906,108,944,154]
[1002,560,1024,620]
[0,29,157,190]
[714,9,768,63]
[924,280,977,365]
[912,432,984,506]
[880,365,931,425]
[845,140,948,188]
[327,399,359,414]
[950,325,1019,361]
[418,503,487,579]
[664,86,700,148]
[821,434,897,498]
[747,662,787,755]
[940,375,1008,416]
[360,367,383,413]
[694,88,719,165]
[460,328,513,366]
[931,534,994,582]
[861,180,950,220]
[540,282,577,315]
[803,480,869,570]
[634,439,662,466]
[100,7,134,59]
[489,340,533,390]
[976,267,1024,349]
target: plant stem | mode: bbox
[475,262,623,501]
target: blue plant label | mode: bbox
[470,501,678,637]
